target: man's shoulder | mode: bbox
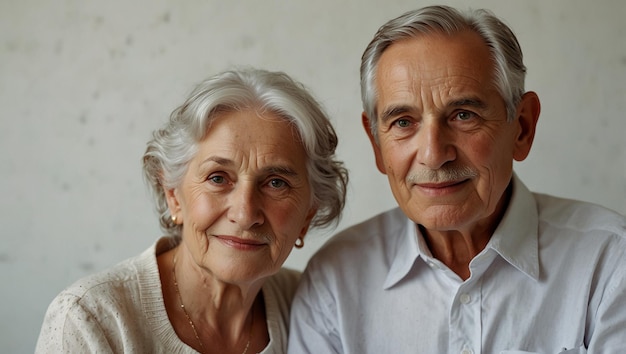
[310,207,408,262]
[534,192,626,237]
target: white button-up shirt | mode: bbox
[288,176,626,354]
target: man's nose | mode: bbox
[415,121,456,169]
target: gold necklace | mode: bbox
[172,253,253,354]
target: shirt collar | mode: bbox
[487,174,540,281]
[383,174,540,289]
[383,214,421,289]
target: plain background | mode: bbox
[1,1,625,352]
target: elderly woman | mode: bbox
[36,68,348,353]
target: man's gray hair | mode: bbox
[361,5,527,141]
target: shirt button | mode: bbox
[427,261,437,269]
[459,293,471,304]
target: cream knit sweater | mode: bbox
[36,236,300,353]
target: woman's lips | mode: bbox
[214,235,266,250]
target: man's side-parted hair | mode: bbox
[361,5,527,140]
[142,68,348,237]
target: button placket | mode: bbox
[461,344,473,354]
[449,280,482,354]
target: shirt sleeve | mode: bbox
[35,292,115,354]
[287,260,343,354]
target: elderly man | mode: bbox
[288,5,626,354]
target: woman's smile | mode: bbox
[212,234,268,251]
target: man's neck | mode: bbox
[420,226,492,280]
[419,182,513,280]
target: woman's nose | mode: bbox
[227,183,264,229]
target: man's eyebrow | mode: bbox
[380,104,415,123]
[379,98,487,120]
[449,98,488,109]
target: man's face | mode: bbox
[365,30,534,234]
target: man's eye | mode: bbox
[456,111,475,121]
[269,179,287,189]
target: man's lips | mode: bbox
[415,179,466,189]
[407,166,478,187]
[414,179,470,196]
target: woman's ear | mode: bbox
[163,186,181,223]
[299,206,318,238]
[362,112,387,174]
[513,91,541,162]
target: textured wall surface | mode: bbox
[1,0,625,352]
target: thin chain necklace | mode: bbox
[172,252,253,354]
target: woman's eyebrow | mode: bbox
[200,156,233,167]
[263,166,299,177]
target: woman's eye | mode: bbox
[209,175,225,184]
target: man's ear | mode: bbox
[513,91,541,162]
[163,186,181,223]
[362,112,387,174]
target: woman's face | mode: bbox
[166,109,316,284]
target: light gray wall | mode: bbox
[1,1,624,352]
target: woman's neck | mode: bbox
[158,246,267,353]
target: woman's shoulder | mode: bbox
[49,255,144,313]
[268,267,301,287]
[46,241,162,318]
[259,267,302,352]
[36,239,177,353]
[263,268,301,301]
[60,237,174,300]
[36,256,145,352]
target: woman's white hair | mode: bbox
[143,68,348,236]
